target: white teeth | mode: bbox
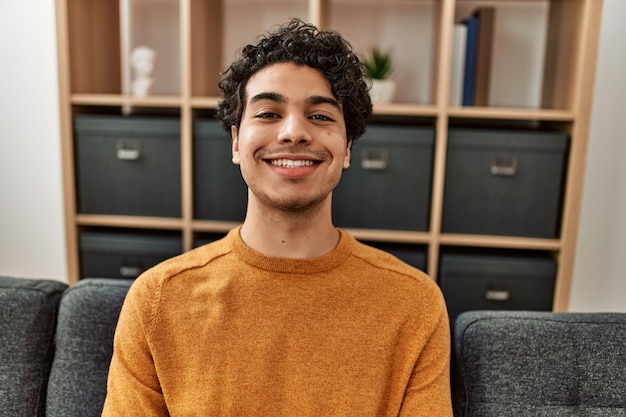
[270,159,315,168]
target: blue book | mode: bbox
[462,16,479,106]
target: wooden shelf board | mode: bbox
[439,233,562,251]
[191,97,221,108]
[76,214,184,230]
[373,103,438,117]
[448,106,574,121]
[343,228,432,244]
[192,220,243,233]
[71,94,182,107]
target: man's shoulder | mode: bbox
[131,233,233,291]
[349,239,436,287]
[346,238,446,319]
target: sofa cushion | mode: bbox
[0,276,68,417]
[453,310,626,417]
[46,278,132,417]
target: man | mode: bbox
[103,18,452,416]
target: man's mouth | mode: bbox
[269,159,318,168]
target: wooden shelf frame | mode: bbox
[55,0,603,313]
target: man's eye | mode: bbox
[256,112,279,119]
[310,114,334,122]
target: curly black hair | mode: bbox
[216,18,372,143]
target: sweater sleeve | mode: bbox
[398,283,453,417]
[102,276,169,416]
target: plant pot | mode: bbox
[370,79,397,104]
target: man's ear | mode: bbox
[343,139,352,169]
[231,125,240,165]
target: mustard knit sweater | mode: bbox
[103,227,452,416]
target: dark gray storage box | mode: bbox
[333,125,434,230]
[74,115,181,217]
[79,230,182,279]
[366,241,427,272]
[439,249,556,323]
[193,232,227,248]
[442,129,568,238]
[193,120,247,222]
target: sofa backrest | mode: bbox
[46,278,132,417]
[0,276,68,417]
[453,310,626,417]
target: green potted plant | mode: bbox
[363,47,396,104]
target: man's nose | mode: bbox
[277,114,313,144]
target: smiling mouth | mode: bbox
[269,159,318,168]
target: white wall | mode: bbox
[569,0,626,312]
[0,1,624,308]
[0,2,67,281]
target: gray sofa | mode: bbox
[453,311,626,416]
[1,275,625,417]
[0,276,132,417]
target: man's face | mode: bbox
[232,62,350,212]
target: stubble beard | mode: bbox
[242,167,342,222]
[250,175,339,214]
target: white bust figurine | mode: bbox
[130,46,156,97]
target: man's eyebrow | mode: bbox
[306,95,342,112]
[248,92,342,112]
[248,92,285,105]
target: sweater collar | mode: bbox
[228,226,353,274]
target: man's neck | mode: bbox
[239,199,340,259]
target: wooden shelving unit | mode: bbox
[55,0,603,311]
